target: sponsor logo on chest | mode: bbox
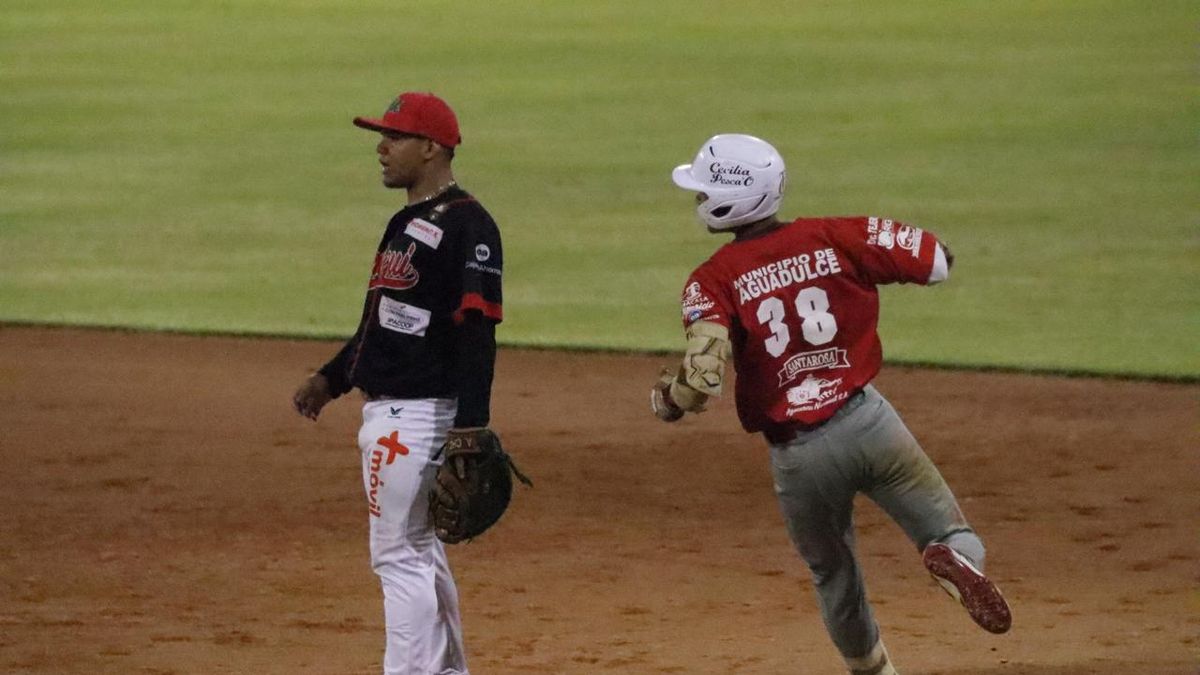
[404,218,444,249]
[377,295,432,336]
[370,242,419,290]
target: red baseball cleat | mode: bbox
[923,543,1012,634]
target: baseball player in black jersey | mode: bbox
[292,91,501,675]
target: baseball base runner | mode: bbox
[651,133,1011,675]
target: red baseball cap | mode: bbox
[353,92,461,147]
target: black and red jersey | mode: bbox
[681,216,944,433]
[320,186,503,426]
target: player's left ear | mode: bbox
[419,138,437,158]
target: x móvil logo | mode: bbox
[366,431,409,518]
[376,431,409,462]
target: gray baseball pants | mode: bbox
[768,384,984,660]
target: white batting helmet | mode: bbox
[672,133,786,231]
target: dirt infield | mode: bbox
[0,326,1195,674]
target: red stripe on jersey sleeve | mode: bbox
[454,292,503,324]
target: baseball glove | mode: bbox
[430,428,532,544]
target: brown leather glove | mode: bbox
[430,428,532,544]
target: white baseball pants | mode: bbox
[358,398,468,675]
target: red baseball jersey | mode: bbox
[681,216,944,433]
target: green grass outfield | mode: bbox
[2,1,1196,378]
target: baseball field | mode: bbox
[1,1,1197,674]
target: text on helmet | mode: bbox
[709,162,755,187]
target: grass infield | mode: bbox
[2,1,1196,377]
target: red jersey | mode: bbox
[681,216,944,433]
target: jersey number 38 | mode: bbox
[755,287,838,357]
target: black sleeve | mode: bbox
[317,335,357,399]
[451,311,496,428]
[450,204,503,324]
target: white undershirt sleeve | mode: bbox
[928,243,950,284]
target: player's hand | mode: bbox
[650,370,685,423]
[293,373,332,421]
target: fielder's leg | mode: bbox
[431,537,467,670]
[360,399,469,675]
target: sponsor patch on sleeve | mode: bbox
[895,224,923,258]
[378,295,432,336]
[867,217,922,257]
[866,216,893,249]
[681,281,717,324]
[464,260,502,276]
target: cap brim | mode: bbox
[672,164,708,191]
[352,117,457,146]
[353,116,395,133]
